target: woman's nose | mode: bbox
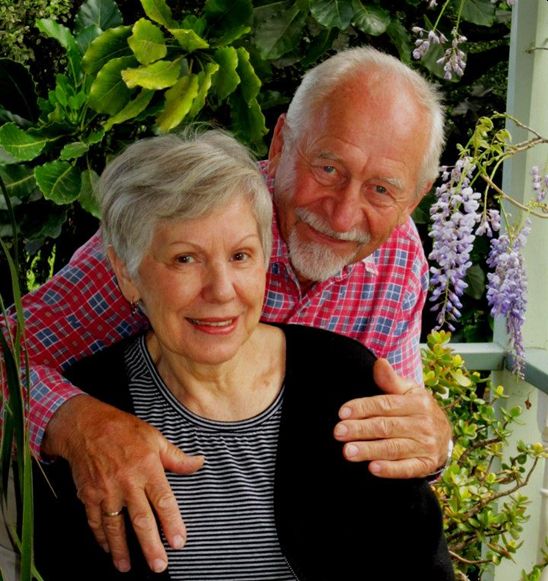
[203,263,237,302]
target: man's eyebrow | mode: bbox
[317,151,340,161]
[381,176,405,191]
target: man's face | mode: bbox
[269,77,431,285]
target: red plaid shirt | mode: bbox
[2,162,428,455]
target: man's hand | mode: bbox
[333,358,452,479]
[42,395,204,573]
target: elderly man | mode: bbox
[4,47,452,574]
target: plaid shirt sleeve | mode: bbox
[1,231,148,456]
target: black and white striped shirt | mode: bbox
[125,337,296,580]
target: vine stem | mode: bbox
[480,174,548,219]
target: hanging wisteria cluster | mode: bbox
[429,164,548,377]
[429,158,481,329]
[414,0,517,80]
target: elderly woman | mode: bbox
[34,130,453,581]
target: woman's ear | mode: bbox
[107,247,140,303]
[267,114,287,177]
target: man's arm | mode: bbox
[1,231,147,455]
[333,221,452,478]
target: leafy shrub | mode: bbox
[424,330,547,580]
[0,0,72,64]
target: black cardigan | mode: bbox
[34,324,454,580]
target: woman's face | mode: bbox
[118,196,267,366]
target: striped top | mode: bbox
[126,336,296,580]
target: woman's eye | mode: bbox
[176,255,195,264]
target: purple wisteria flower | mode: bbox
[437,31,467,80]
[486,221,530,378]
[485,166,546,377]
[412,27,447,61]
[429,157,481,329]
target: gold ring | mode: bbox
[103,509,123,517]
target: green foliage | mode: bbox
[0,177,43,580]
[0,0,72,65]
[423,331,548,579]
[0,0,511,308]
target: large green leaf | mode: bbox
[352,1,390,36]
[461,0,496,26]
[34,161,82,205]
[213,47,240,100]
[36,19,81,82]
[140,0,178,29]
[122,58,183,90]
[103,88,154,130]
[236,47,261,104]
[229,91,267,153]
[75,0,123,33]
[0,124,48,162]
[386,19,412,64]
[0,59,39,122]
[78,168,101,218]
[36,19,78,53]
[82,26,132,75]
[156,74,200,132]
[76,24,103,55]
[129,19,167,65]
[0,165,36,201]
[187,63,219,119]
[310,0,355,30]
[253,2,307,60]
[169,29,209,53]
[203,0,253,45]
[88,56,137,114]
[59,141,90,161]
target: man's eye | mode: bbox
[322,165,337,174]
[374,185,388,195]
[176,255,194,264]
[232,252,249,262]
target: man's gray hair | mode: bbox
[98,129,273,277]
[284,46,445,189]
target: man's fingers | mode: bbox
[102,508,131,573]
[341,439,438,475]
[84,503,109,552]
[373,358,416,395]
[334,416,429,442]
[367,458,433,479]
[126,495,169,573]
[146,478,187,551]
[160,442,204,475]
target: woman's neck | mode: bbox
[145,325,286,421]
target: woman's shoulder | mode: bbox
[273,323,381,400]
[275,323,376,364]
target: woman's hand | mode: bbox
[333,358,452,478]
[42,395,204,573]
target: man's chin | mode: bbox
[288,235,358,283]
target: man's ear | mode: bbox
[267,114,287,177]
[107,247,140,303]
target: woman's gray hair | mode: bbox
[98,129,273,277]
[284,46,445,190]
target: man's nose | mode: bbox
[329,182,362,232]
